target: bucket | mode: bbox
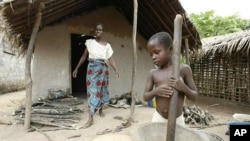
[148,98,157,108]
[130,122,221,141]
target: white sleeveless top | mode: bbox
[85,39,113,60]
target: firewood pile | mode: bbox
[183,105,215,125]
[13,88,84,130]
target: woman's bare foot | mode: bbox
[83,119,93,128]
[99,108,105,117]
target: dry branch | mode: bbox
[31,108,72,115]
[14,89,83,130]
[17,117,77,130]
[189,123,227,129]
[183,105,215,125]
[67,134,81,139]
[31,114,80,120]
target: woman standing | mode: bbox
[73,23,120,128]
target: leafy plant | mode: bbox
[189,10,250,38]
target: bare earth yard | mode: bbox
[0,90,250,141]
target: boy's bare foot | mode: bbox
[83,119,93,128]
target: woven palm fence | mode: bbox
[190,30,250,104]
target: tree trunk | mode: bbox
[166,14,183,141]
[24,3,44,130]
[129,0,138,120]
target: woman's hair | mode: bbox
[148,32,173,48]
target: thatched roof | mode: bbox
[0,0,201,53]
[195,30,250,58]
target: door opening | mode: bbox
[71,34,94,98]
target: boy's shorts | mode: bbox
[152,110,185,126]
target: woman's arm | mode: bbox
[108,56,119,77]
[72,48,88,78]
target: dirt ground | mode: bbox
[0,90,250,141]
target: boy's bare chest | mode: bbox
[153,70,172,85]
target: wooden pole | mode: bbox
[24,3,44,130]
[166,14,183,141]
[248,57,250,103]
[184,38,190,65]
[129,0,138,120]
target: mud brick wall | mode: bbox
[0,43,25,94]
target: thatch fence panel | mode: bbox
[191,53,250,104]
[190,30,250,105]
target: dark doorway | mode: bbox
[71,34,94,98]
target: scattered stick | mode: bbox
[68,134,81,139]
[40,125,83,132]
[56,97,78,103]
[31,125,53,141]
[0,118,12,125]
[9,99,18,105]
[16,117,77,130]
[31,108,72,115]
[206,103,220,107]
[31,114,80,120]
[189,123,227,129]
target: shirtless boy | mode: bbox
[143,32,198,126]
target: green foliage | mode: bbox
[180,55,186,64]
[189,10,250,38]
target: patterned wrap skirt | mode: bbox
[86,59,109,115]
